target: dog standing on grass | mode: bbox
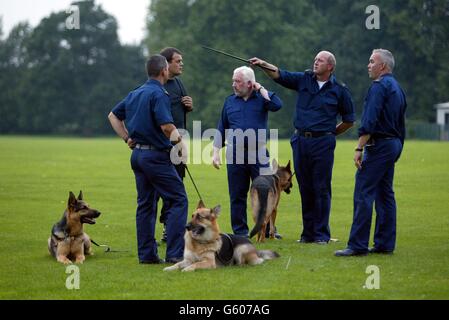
[163,200,279,272]
[48,191,101,264]
[249,160,293,242]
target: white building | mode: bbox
[435,102,449,140]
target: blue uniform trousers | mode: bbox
[226,163,263,236]
[291,134,336,242]
[130,148,188,262]
[347,138,402,252]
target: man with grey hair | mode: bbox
[335,49,407,256]
[250,51,355,245]
[212,66,283,237]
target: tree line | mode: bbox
[0,0,144,135]
[1,0,448,137]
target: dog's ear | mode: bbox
[197,200,206,209]
[211,205,221,216]
[68,191,77,209]
[286,160,291,172]
[77,190,83,201]
[272,159,279,172]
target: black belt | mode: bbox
[372,134,395,139]
[367,135,396,146]
[295,130,334,138]
[135,144,170,152]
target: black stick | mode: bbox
[202,45,277,72]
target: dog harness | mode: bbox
[215,233,252,266]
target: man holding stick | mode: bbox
[250,52,355,244]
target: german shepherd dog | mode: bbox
[249,159,293,242]
[48,191,101,264]
[163,200,279,272]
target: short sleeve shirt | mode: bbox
[111,79,173,150]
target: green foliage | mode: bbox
[0,0,145,135]
[0,137,448,299]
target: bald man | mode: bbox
[250,51,355,244]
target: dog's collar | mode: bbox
[195,237,220,245]
[55,229,83,240]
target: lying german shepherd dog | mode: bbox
[48,191,101,264]
[249,160,293,242]
[163,200,279,272]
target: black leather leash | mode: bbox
[90,239,129,253]
[184,164,204,203]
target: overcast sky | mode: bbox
[0,0,149,44]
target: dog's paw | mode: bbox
[163,266,177,272]
[75,256,85,264]
[181,266,196,272]
[57,256,73,264]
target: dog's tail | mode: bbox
[249,187,269,238]
[257,250,280,260]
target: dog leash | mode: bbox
[184,164,204,203]
[90,239,129,253]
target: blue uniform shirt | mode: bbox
[112,79,173,150]
[275,70,355,132]
[358,74,407,144]
[214,90,282,149]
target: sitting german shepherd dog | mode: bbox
[48,191,101,264]
[163,200,279,272]
[249,160,293,242]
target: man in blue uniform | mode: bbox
[335,49,407,256]
[250,52,355,244]
[108,54,188,264]
[212,66,282,237]
[158,47,194,242]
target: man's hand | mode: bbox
[253,82,270,100]
[127,138,136,150]
[182,96,193,112]
[249,57,280,79]
[179,140,188,164]
[170,140,188,165]
[249,57,267,67]
[354,150,363,169]
[253,82,264,91]
[354,135,370,169]
[212,149,221,169]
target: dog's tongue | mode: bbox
[82,217,96,224]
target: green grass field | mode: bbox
[0,136,448,300]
